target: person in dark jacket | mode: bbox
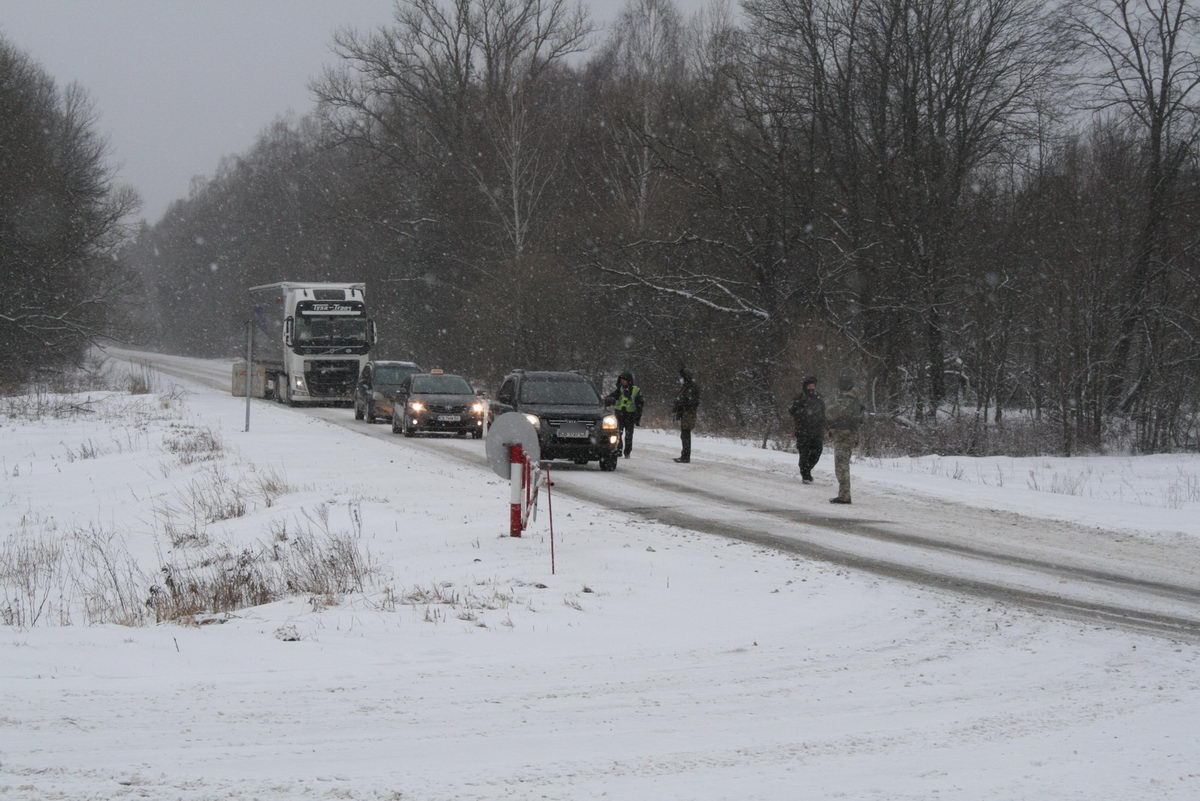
[788,376,825,483]
[604,371,644,458]
[672,367,700,463]
[826,375,864,504]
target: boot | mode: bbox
[673,457,690,463]
[829,497,851,504]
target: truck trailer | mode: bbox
[238,282,375,405]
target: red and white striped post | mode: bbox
[509,444,526,537]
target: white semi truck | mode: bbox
[240,282,376,405]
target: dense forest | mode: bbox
[3,0,1199,454]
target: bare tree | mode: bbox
[312,0,591,369]
[315,0,590,253]
[594,0,687,232]
[801,0,1074,418]
[0,37,139,383]
[1068,0,1200,428]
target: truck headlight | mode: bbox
[523,413,541,429]
[293,375,305,389]
[601,414,618,430]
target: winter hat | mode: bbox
[619,371,633,383]
[679,366,692,381]
[802,376,817,388]
[838,375,855,391]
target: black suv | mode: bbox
[354,360,422,423]
[392,371,485,438]
[489,370,621,470]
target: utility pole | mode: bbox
[245,319,253,432]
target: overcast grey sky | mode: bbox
[1,0,654,224]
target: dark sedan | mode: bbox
[391,371,485,438]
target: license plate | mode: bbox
[437,414,460,422]
[556,424,589,439]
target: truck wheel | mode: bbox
[354,400,364,421]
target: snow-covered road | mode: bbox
[111,347,1200,640]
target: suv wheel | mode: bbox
[391,414,402,434]
[599,455,618,472]
[402,415,415,438]
[366,399,376,423]
[354,399,364,421]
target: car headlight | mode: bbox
[523,413,541,429]
[601,414,618,430]
[471,402,484,414]
[409,400,425,412]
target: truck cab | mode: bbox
[249,282,376,406]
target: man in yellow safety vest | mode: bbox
[604,371,644,458]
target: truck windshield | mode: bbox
[520,378,599,405]
[294,315,368,346]
[411,374,473,394]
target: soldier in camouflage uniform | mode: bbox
[826,375,864,504]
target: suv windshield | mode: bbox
[375,365,419,384]
[520,377,599,405]
[411,374,473,394]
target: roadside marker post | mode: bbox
[509,444,526,537]
[487,412,556,569]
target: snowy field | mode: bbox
[1,358,1198,800]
